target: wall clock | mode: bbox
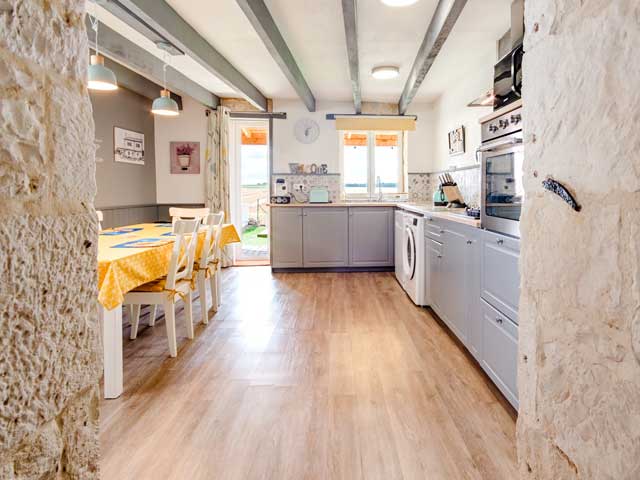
[294,118,320,144]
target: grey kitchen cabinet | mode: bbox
[271,207,303,268]
[348,207,394,267]
[465,228,482,362]
[439,226,468,343]
[426,237,443,312]
[480,298,519,409]
[302,207,349,267]
[481,230,520,323]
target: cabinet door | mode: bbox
[427,238,443,313]
[465,230,482,361]
[481,299,519,409]
[271,208,303,268]
[440,227,468,343]
[303,208,349,267]
[349,207,394,266]
[481,230,520,323]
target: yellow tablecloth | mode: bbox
[98,223,240,310]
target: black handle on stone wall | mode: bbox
[542,178,581,212]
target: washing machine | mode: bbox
[395,209,426,305]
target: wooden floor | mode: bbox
[100,267,517,480]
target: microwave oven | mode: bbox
[493,44,523,111]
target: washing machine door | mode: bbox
[403,225,417,280]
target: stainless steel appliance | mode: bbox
[493,43,523,111]
[479,107,523,238]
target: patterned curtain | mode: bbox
[205,105,233,267]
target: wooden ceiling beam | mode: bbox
[93,0,268,111]
[341,0,362,114]
[398,0,468,114]
[235,0,316,112]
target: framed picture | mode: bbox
[170,141,200,174]
[114,127,144,165]
[448,126,465,156]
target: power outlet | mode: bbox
[293,183,305,192]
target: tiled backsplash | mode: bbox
[408,173,432,202]
[422,167,481,207]
[271,174,342,203]
[273,168,481,206]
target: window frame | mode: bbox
[339,130,406,198]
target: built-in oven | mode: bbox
[493,43,523,111]
[479,107,523,238]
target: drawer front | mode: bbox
[481,299,518,409]
[424,215,443,241]
[481,230,520,323]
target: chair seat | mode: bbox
[133,277,190,293]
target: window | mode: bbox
[340,131,405,197]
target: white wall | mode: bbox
[154,95,208,204]
[272,98,435,174]
[426,49,495,172]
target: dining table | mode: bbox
[98,222,241,399]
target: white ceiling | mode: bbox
[93,0,512,106]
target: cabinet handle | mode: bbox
[428,217,433,221]
[466,240,472,245]
[497,239,504,245]
[439,229,445,234]
[496,317,503,324]
[437,254,443,258]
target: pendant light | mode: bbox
[87,15,118,91]
[152,58,180,117]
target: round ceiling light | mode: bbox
[380,0,419,6]
[371,66,400,80]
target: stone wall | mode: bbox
[517,1,640,479]
[0,0,100,478]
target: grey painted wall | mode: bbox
[91,86,156,208]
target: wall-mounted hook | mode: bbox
[542,177,581,212]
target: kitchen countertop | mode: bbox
[266,202,399,208]
[267,201,481,228]
[398,202,481,228]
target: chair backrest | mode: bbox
[169,207,210,226]
[96,210,103,230]
[198,212,225,268]
[165,219,200,290]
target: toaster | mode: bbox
[308,186,330,203]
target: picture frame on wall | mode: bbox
[114,127,145,165]
[448,126,465,156]
[170,141,201,174]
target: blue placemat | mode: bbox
[100,227,143,236]
[112,238,172,248]
[155,223,173,227]
[161,232,175,236]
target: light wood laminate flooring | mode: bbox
[100,267,517,480]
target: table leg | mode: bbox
[100,304,123,399]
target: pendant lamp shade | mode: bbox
[152,89,179,116]
[88,54,118,91]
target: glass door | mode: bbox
[230,119,270,264]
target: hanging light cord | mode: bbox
[88,14,100,57]
[162,52,170,91]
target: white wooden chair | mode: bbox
[169,207,210,225]
[194,212,225,324]
[123,219,200,357]
[96,210,103,230]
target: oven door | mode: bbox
[480,134,524,238]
